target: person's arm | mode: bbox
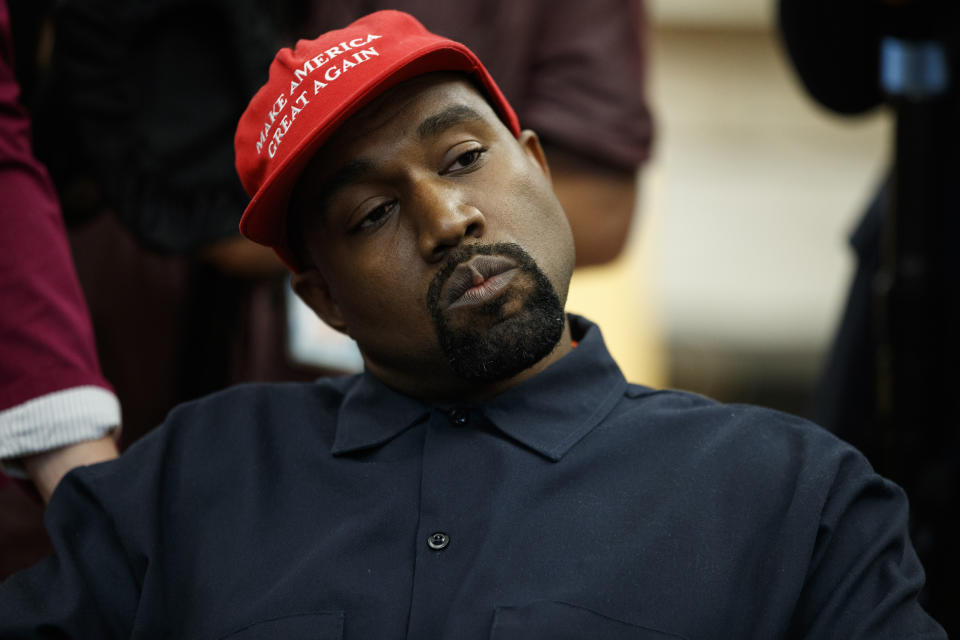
[200,233,287,277]
[545,144,639,267]
[522,0,651,267]
[0,0,120,493]
[22,436,118,502]
[0,464,140,637]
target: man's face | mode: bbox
[291,74,575,399]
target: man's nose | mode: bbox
[413,181,485,262]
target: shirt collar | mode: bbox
[331,315,627,461]
[331,371,430,455]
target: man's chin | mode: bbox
[427,241,565,383]
[436,305,566,383]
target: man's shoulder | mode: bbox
[611,385,867,491]
[159,377,357,442]
[170,377,356,420]
[106,377,357,468]
[622,383,844,439]
[62,377,362,514]
[620,383,822,430]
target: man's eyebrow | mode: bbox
[291,159,373,228]
[300,105,485,218]
[311,158,374,217]
[417,104,484,139]
[323,159,373,196]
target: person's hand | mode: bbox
[22,436,119,503]
[201,235,287,277]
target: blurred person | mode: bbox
[0,13,944,637]
[0,0,316,582]
[0,0,120,575]
[778,0,959,633]
[778,0,959,453]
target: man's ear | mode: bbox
[290,267,349,334]
[518,129,551,180]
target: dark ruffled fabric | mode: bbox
[37,0,279,253]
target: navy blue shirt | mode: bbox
[0,317,945,638]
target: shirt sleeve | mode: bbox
[521,0,653,168]
[0,466,140,636]
[792,444,946,638]
[0,0,121,472]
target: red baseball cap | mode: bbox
[234,10,521,271]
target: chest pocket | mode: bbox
[490,601,687,640]
[217,611,343,639]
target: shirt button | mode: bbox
[448,408,469,426]
[427,532,450,550]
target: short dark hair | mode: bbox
[286,181,318,271]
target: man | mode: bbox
[0,11,946,638]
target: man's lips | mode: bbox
[441,255,519,311]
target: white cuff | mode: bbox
[0,386,122,478]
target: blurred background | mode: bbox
[568,4,958,630]
[568,0,890,418]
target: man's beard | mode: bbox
[426,243,565,383]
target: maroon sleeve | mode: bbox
[0,0,112,411]
[522,0,653,168]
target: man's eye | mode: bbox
[446,147,486,173]
[351,200,396,233]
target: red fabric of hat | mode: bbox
[234,10,520,271]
